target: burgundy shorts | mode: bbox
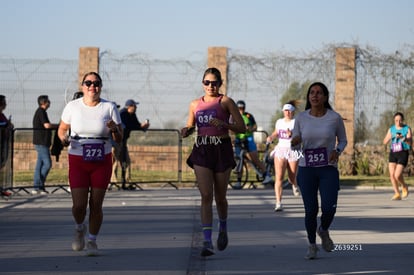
[186,137,236,172]
[68,153,112,189]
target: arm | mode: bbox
[222,97,246,134]
[247,113,257,132]
[290,118,301,147]
[330,116,348,162]
[181,100,197,138]
[58,121,71,146]
[43,122,58,129]
[335,116,347,153]
[383,129,391,145]
[405,127,412,148]
[266,128,278,143]
[107,120,123,143]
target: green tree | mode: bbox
[269,81,310,131]
[374,110,396,144]
[355,111,372,144]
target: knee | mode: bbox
[304,204,318,217]
[89,202,103,215]
[321,204,337,216]
[200,193,213,205]
[215,196,228,207]
[72,203,87,214]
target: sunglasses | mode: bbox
[202,80,220,87]
[83,80,101,87]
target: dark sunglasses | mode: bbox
[202,80,220,87]
[83,80,101,87]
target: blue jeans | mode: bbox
[297,166,339,244]
[34,145,52,190]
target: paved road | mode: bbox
[1,186,413,275]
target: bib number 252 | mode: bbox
[304,148,328,167]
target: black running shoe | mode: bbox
[217,231,228,251]
[200,241,215,257]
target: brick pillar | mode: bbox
[335,47,356,156]
[78,47,100,89]
[207,47,228,95]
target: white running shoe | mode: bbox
[305,244,319,259]
[274,203,283,212]
[292,185,300,196]
[72,225,87,251]
[318,227,334,252]
[86,240,99,256]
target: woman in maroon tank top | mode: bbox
[181,67,246,257]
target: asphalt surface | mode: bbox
[1,185,413,275]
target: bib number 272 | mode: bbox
[83,143,104,161]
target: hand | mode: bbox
[266,136,273,144]
[61,136,70,147]
[181,126,195,138]
[329,150,340,164]
[291,136,301,147]
[106,120,118,132]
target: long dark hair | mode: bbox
[202,67,223,87]
[305,82,333,110]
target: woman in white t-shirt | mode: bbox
[291,82,347,260]
[58,72,123,256]
[267,100,300,212]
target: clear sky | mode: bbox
[1,0,413,60]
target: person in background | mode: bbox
[112,99,149,190]
[0,95,13,197]
[266,100,301,212]
[383,112,412,200]
[58,72,123,256]
[181,67,246,257]
[32,95,57,195]
[109,102,122,189]
[291,82,347,260]
[233,100,273,188]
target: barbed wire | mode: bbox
[1,44,414,146]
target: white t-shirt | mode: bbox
[61,98,122,156]
[275,118,295,148]
[292,109,347,167]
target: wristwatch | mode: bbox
[335,148,341,154]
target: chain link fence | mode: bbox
[1,44,414,183]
